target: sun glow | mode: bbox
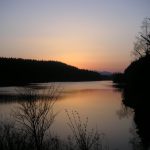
[1,0,149,72]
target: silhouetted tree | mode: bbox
[133,18,150,59]
[66,110,107,150]
[14,86,59,150]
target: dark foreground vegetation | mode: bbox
[0,57,105,86]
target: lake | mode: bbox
[0,81,137,150]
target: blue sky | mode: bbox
[0,0,150,72]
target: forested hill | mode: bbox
[124,55,150,87]
[113,55,150,87]
[0,57,103,85]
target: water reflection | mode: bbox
[0,81,134,150]
[120,86,150,150]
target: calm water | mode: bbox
[0,81,136,150]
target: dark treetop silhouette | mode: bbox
[113,18,150,150]
[113,18,150,87]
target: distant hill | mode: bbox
[99,71,112,76]
[99,71,112,80]
[0,57,103,85]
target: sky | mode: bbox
[0,0,150,72]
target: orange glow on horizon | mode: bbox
[1,0,149,73]
[1,35,130,73]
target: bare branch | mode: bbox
[13,84,60,150]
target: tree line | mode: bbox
[0,57,103,85]
[113,18,150,87]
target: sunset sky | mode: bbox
[0,0,150,72]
